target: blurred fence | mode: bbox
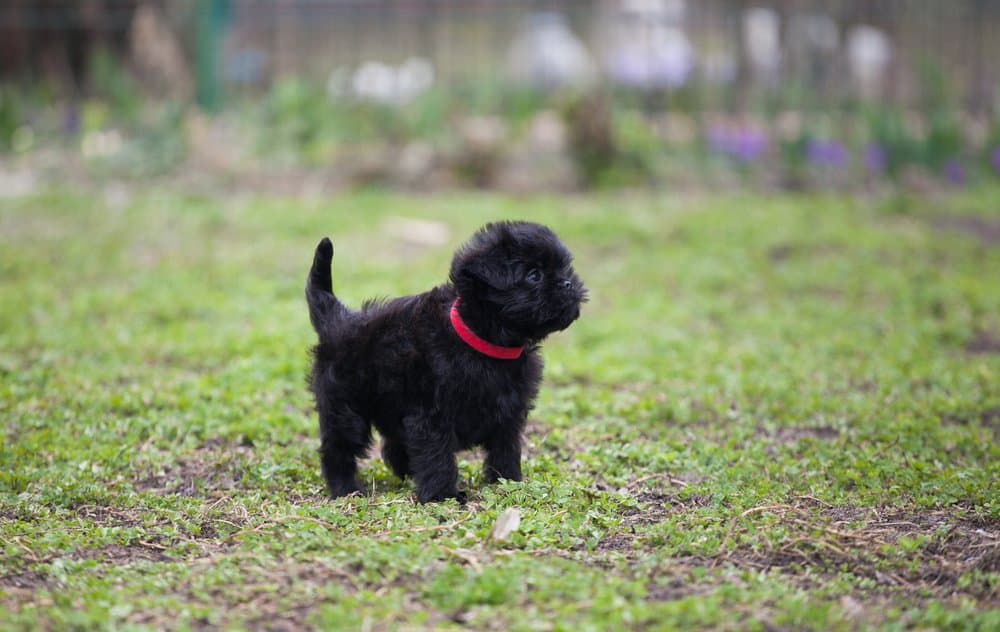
[2,0,998,113]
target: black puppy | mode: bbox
[306,221,585,503]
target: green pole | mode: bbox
[195,0,227,112]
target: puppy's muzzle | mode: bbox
[555,287,585,330]
[560,279,587,306]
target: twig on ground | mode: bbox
[223,515,341,542]
[779,535,848,558]
[623,473,690,491]
[443,546,483,571]
[796,495,833,507]
[363,499,414,507]
[138,540,170,551]
[624,473,665,489]
[0,536,43,564]
[372,513,474,539]
[789,518,887,544]
[719,503,802,554]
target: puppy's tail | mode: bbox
[306,237,347,338]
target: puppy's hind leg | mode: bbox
[317,403,372,498]
[380,437,411,480]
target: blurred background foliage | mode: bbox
[1,0,1000,191]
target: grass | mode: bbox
[1,184,998,629]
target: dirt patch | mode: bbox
[768,242,843,263]
[69,500,248,535]
[125,558,359,630]
[72,505,145,528]
[71,542,172,565]
[626,490,711,522]
[983,408,999,433]
[595,494,998,605]
[942,408,1000,440]
[597,486,709,552]
[596,532,635,553]
[966,331,1000,355]
[134,441,255,497]
[0,569,50,590]
[0,508,30,522]
[754,425,841,456]
[646,575,702,601]
[936,215,1000,247]
[768,426,840,444]
[721,505,999,600]
[0,544,173,594]
[643,556,721,602]
[65,500,249,561]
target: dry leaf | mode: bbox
[490,508,521,542]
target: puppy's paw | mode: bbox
[417,487,467,504]
[484,461,523,484]
[327,479,363,499]
[485,470,523,485]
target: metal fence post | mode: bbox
[195,0,229,111]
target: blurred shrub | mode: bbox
[495,87,550,131]
[564,93,658,187]
[603,108,660,186]
[564,93,616,186]
[985,113,1000,180]
[778,131,810,189]
[450,81,546,130]
[0,88,22,150]
[84,104,187,177]
[256,78,335,164]
[255,78,454,165]
[450,116,506,187]
[398,88,449,142]
[924,109,965,183]
[3,54,1000,193]
[128,104,188,176]
[88,47,141,124]
[917,59,966,180]
[864,106,922,178]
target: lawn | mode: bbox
[1,185,998,629]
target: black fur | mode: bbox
[305,222,586,503]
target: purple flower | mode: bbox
[943,159,965,185]
[652,54,693,89]
[63,105,80,136]
[707,125,767,163]
[608,51,649,88]
[863,144,886,173]
[608,31,694,89]
[731,128,768,162]
[806,139,848,169]
[991,147,1000,176]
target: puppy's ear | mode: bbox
[451,222,524,293]
[453,255,513,291]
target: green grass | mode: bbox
[1,185,999,630]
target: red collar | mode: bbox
[449,299,524,360]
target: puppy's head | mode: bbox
[450,221,586,340]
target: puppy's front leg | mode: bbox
[483,423,524,484]
[405,417,465,503]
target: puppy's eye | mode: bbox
[525,268,543,285]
